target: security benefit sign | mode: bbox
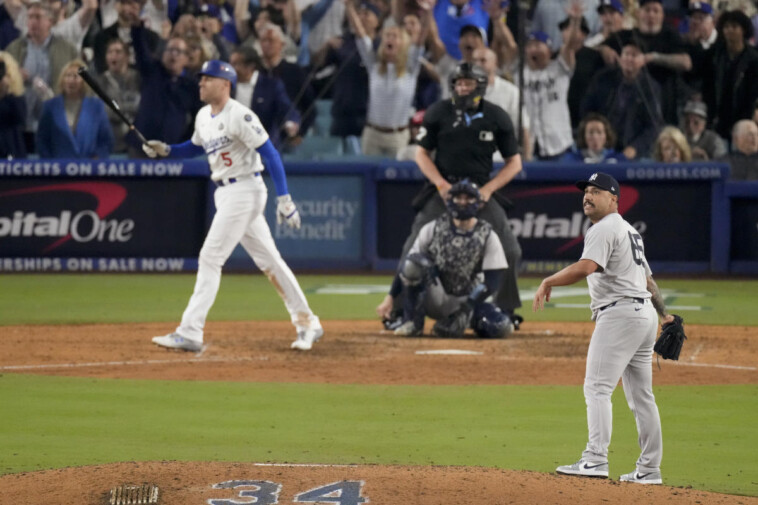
[264,175,363,260]
[0,178,207,264]
[500,181,712,269]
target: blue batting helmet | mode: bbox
[472,303,513,338]
[199,59,237,89]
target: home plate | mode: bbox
[415,350,484,355]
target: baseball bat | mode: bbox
[77,66,149,145]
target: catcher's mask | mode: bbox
[447,179,483,221]
[450,62,487,114]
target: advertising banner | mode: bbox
[0,177,208,271]
[731,199,758,261]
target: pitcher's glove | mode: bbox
[654,314,687,360]
[432,304,473,338]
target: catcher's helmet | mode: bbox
[447,179,483,220]
[472,303,513,338]
[199,59,238,89]
[449,62,488,113]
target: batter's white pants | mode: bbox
[582,300,663,473]
[176,177,319,341]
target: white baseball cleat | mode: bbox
[619,470,663,485]
[152,333,203,352]
[291,326,324,351]
[556,459,609,478]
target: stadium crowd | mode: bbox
[0,0,757,178]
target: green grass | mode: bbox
[1,274,757,326]
[0,375,755,496]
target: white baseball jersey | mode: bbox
[581,212,652,311]
[515,56,574,157]
[191,98,269,181]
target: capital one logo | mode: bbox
[0,182,133,253]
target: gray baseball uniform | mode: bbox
[580,212,662,473]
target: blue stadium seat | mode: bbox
[311,99,333,137]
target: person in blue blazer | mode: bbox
[561,113,627,164]
[37,59,113,159]
[230,46,300,149]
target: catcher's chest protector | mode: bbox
[427,217,490,296]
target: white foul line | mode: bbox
[669,361,756,371]
[253,463,359,468]
[0,356,269,371]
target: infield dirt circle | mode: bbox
[1,320,756,504]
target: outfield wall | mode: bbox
[1,159,755,274]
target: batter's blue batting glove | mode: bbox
[276,194,301,229]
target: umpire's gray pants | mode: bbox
[399,194,522,312]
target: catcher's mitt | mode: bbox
[654,314,687,360]
[432,305,473,338]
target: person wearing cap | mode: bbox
[585,0,624,48]
[432,0,489,60]
[683,1,717,96]
[535,171,674,486]
[720,119,758,180]
[512,2,584,159]
[433,24,488,101]
[531,0,601,52]
[600,0,692,126]
[582,37,663,160]
[681,100,727,160]
[702,10,758,142]
[142,59,325,353]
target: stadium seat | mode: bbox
[311,99,333,137]
[290,135,343,160]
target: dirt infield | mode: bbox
[1,320,756,504]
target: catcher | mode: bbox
[376,179,514,338]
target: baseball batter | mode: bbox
[143,60,323,352]
[533,172,675,484]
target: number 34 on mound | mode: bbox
[208,480,367,505]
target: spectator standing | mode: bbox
[681,100,727,161]
[0,51,26,158]
[531,0,601,52]
[8,0,97,52]
[650,125,691,162]
[260,23,316,140]
[1,0,20,50]
[347,0,424,157]
[516,8,583,161]
[6,1,78,153]
[560,112,626,163]
[97,38,140,154]
[93,0,161,74]
[702,10,758,143]
[130,24,202,155]
[299,0,345,67]
[585,0,624,48]
[36,59,113,158]
[600,0,692,125]
[683,2,717,97]
[436,24,486,100]
[318,2,379,151]
[473,46,531,159]
[562,15,605,130]
[433,0,488,60]
[581,38,662,160]
[721,120,758,180]
[230,45,300,149]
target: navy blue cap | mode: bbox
[597,0,624,14]
[576,172,620,196]
[527,30,551,45]
[688,1,713,15]
[359,2,381,18]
